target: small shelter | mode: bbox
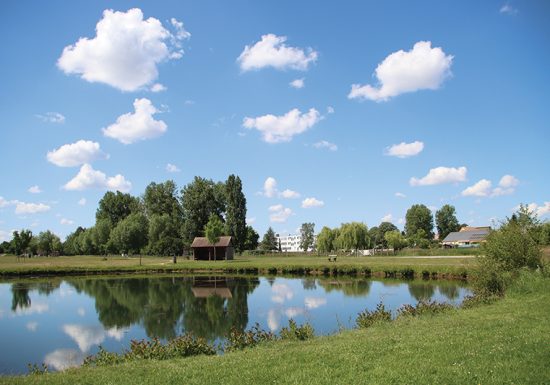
[442,226,491,248]
[191,236,235,261]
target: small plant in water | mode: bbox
[356,302,392,328]
[280,319,315,341]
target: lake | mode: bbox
[0,275,471,374]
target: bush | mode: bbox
[356,303,392,328]
[280,319,315,341]
[225,323,276,352]
[471,257,511,297]
[397,300,452,318]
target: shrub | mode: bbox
[225,323,276,352]
[397,300,452,318]
[471,257,511,297]
[280,319,315,341]
[356,302,392,328]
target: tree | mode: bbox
[148,214,183,256]
[368,226,380,248]
[92,219,113,255]
[336,222,369,255]
[378,222,398,248]
[384,230,407,252]
[316,226,337,254]
[299,223,315,252]
[96,191,140,226]
[261,227,278,252]
[181,177,226,246]
[435,204,461,240]
[405,204,434,240]
[11,229,33,255]
[204,213,224,260]
[244,226,259,251]
[37,230,61,256]
[225,175,247,253]
[109,212,149,255]
[63,226,85,255]
[143,180,181,218]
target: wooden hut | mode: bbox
[191,236,235,261]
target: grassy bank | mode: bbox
[3,271,548,385]
[0,254,476,279]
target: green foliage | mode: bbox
[27,363,48,375]
[109,212,149,254]
[316,226,337,253]
[356,302,391,328]
[405,204,434,240]
[147,214,182,256]
[261,227,278,251]
[396,301,452,318]
[244,226,259,250]
[11,229,33,255]
[299,222,315,252]
[280,319,315,341]
[377,222,398,248]
[471,257,511,297]
[384,230,407,251]
[225,175,247,252]
[225,324,276,352]
[204,213,225,259]
[36,230,62,256]
[336,222,369,253]
[96,191,140,226]
[435,204,461,240]
[143,180,181,218]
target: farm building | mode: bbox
[442,226,491,248]
[191,236,235,260]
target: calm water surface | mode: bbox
[0,275,471,374]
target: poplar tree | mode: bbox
[225,175,247,252]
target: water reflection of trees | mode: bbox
[67,276,259,341]
[407,283,435,301]
[10,281,61,311]
[316,278,372,296]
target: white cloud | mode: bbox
[57,8,190,91]
[385,141,424,158]
[61,218,74,225]
[243,108,321,143]
[14,302,49,316]
[313,140,338,151]
[166,163,181,173]
[493,174,519,196]
[269,204,293,223]
[246,217,256,225]
[237,34,317,72]
[381,213,393,222]
[302,197,324,208]
[500,4,518,15]
[26,321,38,332]
[44,349,83,371]
[280,189,301,199]
[0,197,11,208]
[348,41,453,102]
[271,283,294,304]
[36,112,66,124]
[395,192,406,198]
[47,140,107,167]
[103,98,167,144]
[267,309,280,331]
[398,218,405,225]
[304,297,327,309]
[410,166,467,186]
[285,307,305,318]
[28,185,42,194]
[15,201,51,215]
[184,99,195,106]
[263,177,278,198]
[63,164,132,193]
[77,308,86,317]
[150,83,167,92]
[526,202,550,218]
[462,179,492,197]
[0,230,11,242]
[78,198,86,206]
[290,78,305,89]
[327,106,335,114]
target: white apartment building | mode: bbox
[276,233,317,252]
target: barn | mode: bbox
[191,236,235,261]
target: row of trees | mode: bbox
[0,230,63,256]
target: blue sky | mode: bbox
[1,0,549,241]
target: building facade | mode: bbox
[276,233,317,252]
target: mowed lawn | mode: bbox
[2,273,549,385]
[0,253,477,276]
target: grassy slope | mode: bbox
[0,254,476,277]
[4,274,549,385]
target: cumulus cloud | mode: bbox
[15,201,51,215]
[28,185,42,194]
[348,41,453,102]
[243,108,321,143]
[150,83,167,92]
[263,177,278,198]
[327,106,335,114]
[381,214,393,222]
[63,324,127,353]
[304,297,327,309]
[410,166,467,186]
[285,307,305,318]
[462,179,492,197]
[385,141,424,158]
[492,174,519,196]
[290,78,305,89]
[44,349,83,371]
[526,202,550,217]
[63,164,132,193]
[271,283,294,304]
[47,140,108,167]
[103,98,167,144]
[280,189,301,199]
[267,309,280,331]
[57,8,190,91]
[500,4,518,15]
[237,34,317,72]
[269,204,293,223]
[26,321,38,332]
[395,192,406,198]
[61,218,74,225]
[313,140,337,151]
[78,198,86,206]
[246,217,256,225]
[36,112,66,124]
[302,197,324,208]
[166,163,181,173]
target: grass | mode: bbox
[3,271,548,384]
[0,253,476,278]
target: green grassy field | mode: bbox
[2,271,548,385]
[0,253,476,278]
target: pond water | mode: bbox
[0,275,471,374]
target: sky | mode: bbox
[0,0,549,241]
